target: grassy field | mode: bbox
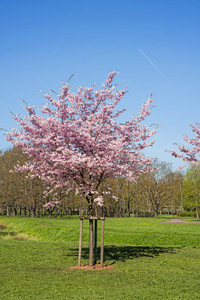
[0,215,200,299]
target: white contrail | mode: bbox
[139,48,173,86]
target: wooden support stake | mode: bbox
[89,219,93,266]
[78,218,83,267]
[94,219,97,265]
[100,219,105,267]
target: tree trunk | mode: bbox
[119,204,122,218]
[95,205,98,217]
[148,202,151,217]
[22,207,26,217]
[31,208,35,218]
[55,207,57,217]
[106,206,111,217]
[36,207,40,218]
[122,207,125,217]
[27,209,31,217]
[116,202,119,217]
[59,208,63,217]
[136,205,139,217]
[127,200,130,217]
[132,202,135,217]
[154,210,157,218]
[12,207,17,217]
[48,210,52,219]
[6,206,10,217]
[196,206,199,219]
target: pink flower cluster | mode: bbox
[7,72,157,205]
[171,123,200,168]
[43,201,61,210]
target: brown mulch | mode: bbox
[69,264,114,270]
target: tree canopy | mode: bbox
[7,72,157,213]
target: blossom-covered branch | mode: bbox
[7,71,157,210]
[170,123,200,168]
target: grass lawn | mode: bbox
[0,215,200,299]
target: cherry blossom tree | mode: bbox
[170,123,200,168]
[171,123,200,219]
[7,71,157,265]
[170,123,200,219]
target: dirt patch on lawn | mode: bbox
[163,218,198,224]
[69,264,114,270]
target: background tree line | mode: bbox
[0,147,199,218]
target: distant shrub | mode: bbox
[179,211,196,217]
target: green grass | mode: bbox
[0,215,200,299]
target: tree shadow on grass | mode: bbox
[67,245,178,265]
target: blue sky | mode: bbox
[0,0,199,170]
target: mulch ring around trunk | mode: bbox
[69,264,114,270]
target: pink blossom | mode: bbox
[43,201,61,210]
[170,123,200,168]
[6,72,157,209]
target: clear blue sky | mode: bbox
[0,0,200,170]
